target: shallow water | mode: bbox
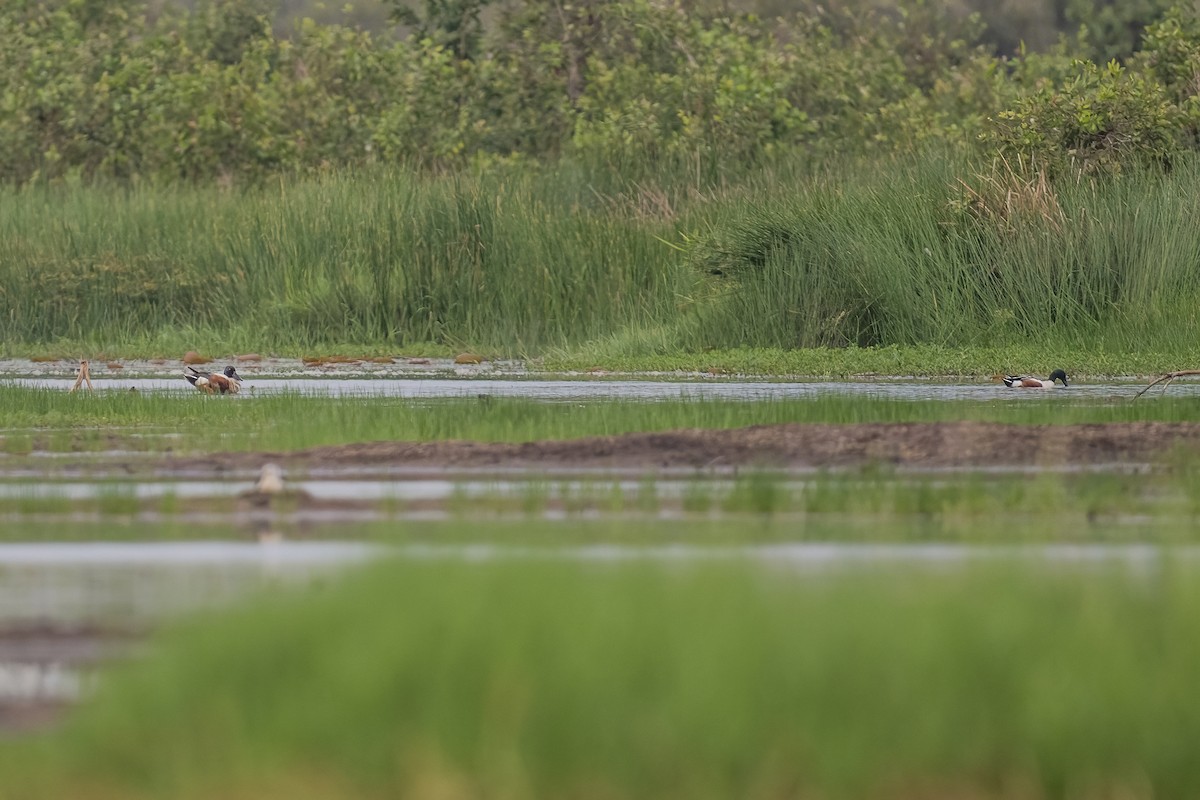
[0,541,378,712]
[0,478,475,501]
[0,540,376,567]
[390,541,1200,568]
[0,540,1186,567]
[0,375,1171,401]
[0,540,1191,626]
[0,477,805,502]
[0,468,1157,503]
[0,541,376,625]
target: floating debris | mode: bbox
[182,351,213,365]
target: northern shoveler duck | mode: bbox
[185,365,242,394]
[1002,369,1069,388]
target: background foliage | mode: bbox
[5,0,1200,185]
[7,0,1200,358]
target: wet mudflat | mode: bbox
[4,421,1198,478]
[145,420,1200,472]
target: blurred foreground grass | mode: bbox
[4,559,1200,798]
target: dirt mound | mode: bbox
[175,421,1200,472]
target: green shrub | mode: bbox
[1135,4,1200,144]
[0,0,1092,184]
[986,58,1181,175]
[1064,0,1176,63]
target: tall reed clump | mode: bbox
[9,151,1200,356]
[9,560,1200,798]
[685,153,1200,353]
[0,167,687,352]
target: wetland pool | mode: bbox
[0,375,1172,400]
[0,365,1192,733]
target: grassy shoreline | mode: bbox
[543,344,1191,379]
[6,390,1200,451]
[0,344,1191,380]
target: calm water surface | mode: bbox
[0,376,1173,401]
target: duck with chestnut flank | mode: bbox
[185,365,242,394]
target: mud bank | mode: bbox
[154,421,1200,473]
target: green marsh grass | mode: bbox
[545,342,1197,379]
[684,155,1200,355]
[8,558,1200,799]
[0,515,201,541]
[95,484,140,517]
[0,168,684,353]
[0,467,1191,543]
[1,388,1200,453]
[432,474,1193,541]
[7,154,1200,362]
[0,472,1185,546]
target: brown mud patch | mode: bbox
[166,421,1200,473]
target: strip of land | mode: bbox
[159,421,1200,472]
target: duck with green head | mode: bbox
[1002,369,1068,388]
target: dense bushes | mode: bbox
[5,0,1200,185]
[986,59,1181,175]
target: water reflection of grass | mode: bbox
[440,467,1200,530]
[333,470,1189,534]
[0,465,1196,542]
[7,559,1200,798]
